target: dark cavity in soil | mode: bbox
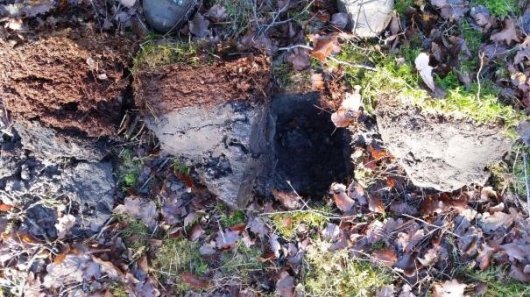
[268,93,352,198]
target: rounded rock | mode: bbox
[143,0,198,33]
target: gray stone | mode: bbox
[62,162,116,233]
[337,0,394,38]
[14,120,106,162]
[143,0,198,33]
[376,96,513,191]
[144,101,269,208]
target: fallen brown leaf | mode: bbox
[272,189,301,210]
[373,248,397,267]
[180,272,210,289]
[276,271,295,297]
[311,34,340,62]
[330,183,354,213]
[491,18,520,45]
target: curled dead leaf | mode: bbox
[272,189,301,210]
[331,183,354,213]
[415,52,436,91]
[490,18,520,45]
[311,34,340,62]
[372,247,397,267]
[180,272,210,289]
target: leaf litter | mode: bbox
[2,0,530,296]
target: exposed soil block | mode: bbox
[376,94,513,191]
[135,54,271,208]
[0,27,132,137]
[266,93,352,197]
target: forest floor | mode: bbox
[1,0,530,296]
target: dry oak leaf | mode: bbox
[331,91,363,128]
[479,208,518,232]
[215,229,239,250]
[206,4,227,22]
[180,272,210,289]
[272,189,301,210]
[189,13,210,38]
[331,183,355,213]
[415,52,436,91]
[431,0,469,21]
[114,196,157,229]
[311,34,340,62]
[372,248,397,267]
[276,271,295,297]
[285,48,311,71]
[432,279,467,297]
[491,18,520,45]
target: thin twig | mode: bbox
[277,44,314,51]
[476,51,485,103]
[523,151,530,216]
[401,213,461,238]
[327,56,377,71]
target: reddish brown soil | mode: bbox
[133,55,270,114]
[0,27,133,137]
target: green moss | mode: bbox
[220,210,246,227]
[465,266,530,296]
[133,40,200,71]
[395,0,416,14]
[460,21,483,54]
[271,209,328,239]
[153,238,209,293]
[336,43,522,129]
[470,0,517,17]
[117,215,151,254]
[117,149,143,191]
[305,240,393,296]
[172,159,191,175]
[208,0,253,37]
[110,283,129,297]
[219,243,262,283]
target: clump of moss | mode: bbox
[133,40,200,71]
[465,266,530,296]
[336,42,522,129]
[220,210,246,227]
[304,240,393,296]
[471,0,516,17]
[271,209,328,239]
[117,215,151,256]
[109,283,128,297]
[116,149,143,191]
[153,238,209,293]
[219,244,262,283]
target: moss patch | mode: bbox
[219,244,262,284]
[153,238,209,293]
[305,240,393,296]
[271,209,329,239]
[465,266,530,296]
[116,149,143,191]
[470,0,517,17]
[133,40,201,72]
[335,42,522,129]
